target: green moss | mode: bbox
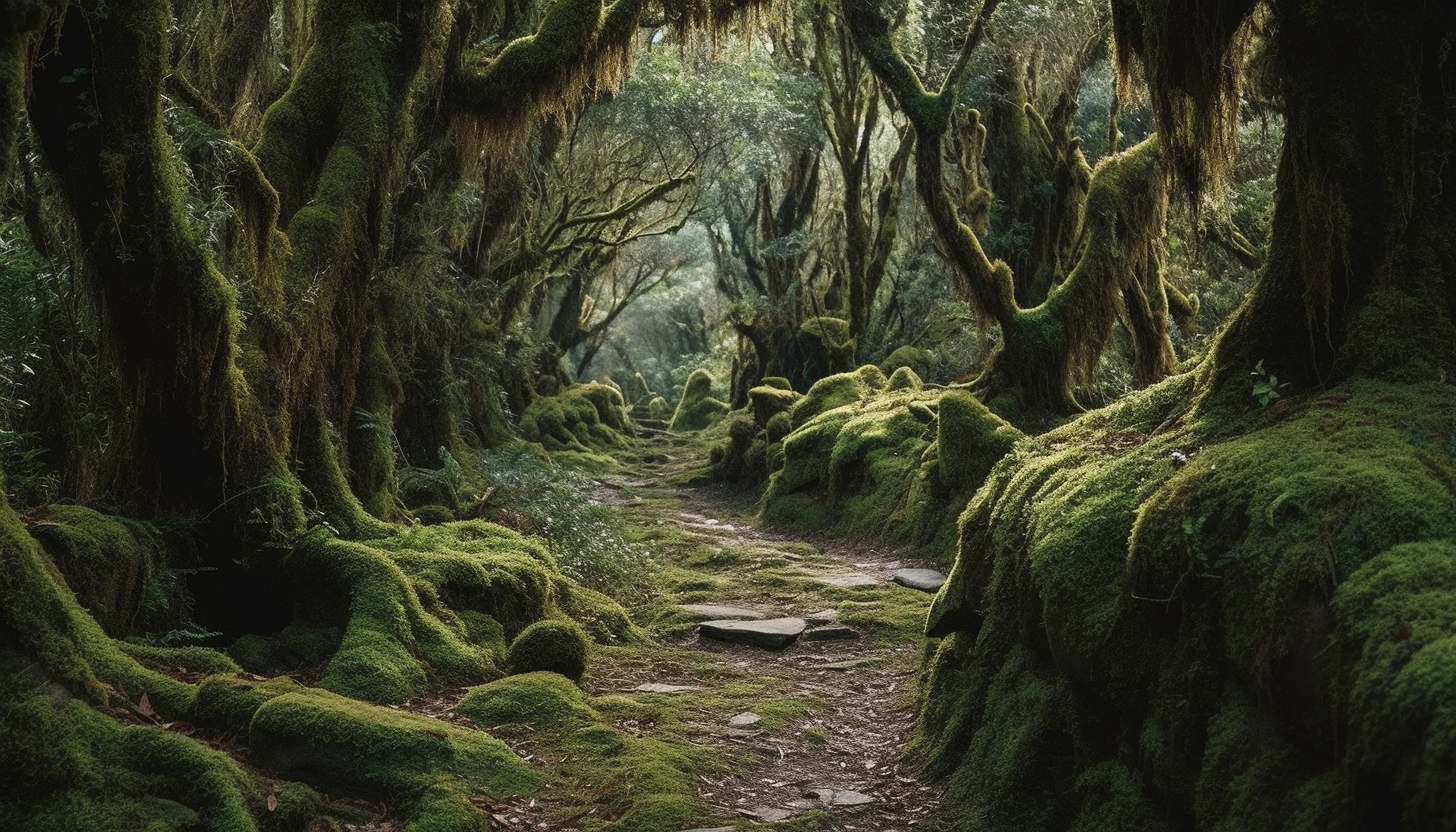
[0,654,261,832]
[26,505,166,637]
[458,670,598,729]
[765,411,792,444]
[881,344,938,381]
[764,380,954,549]
[886,365,923,391]
[458,672,714,832]
[669,369,730,432]
[250,686,541,810]
[787,365,883,430]
[917,374,1456,830]
[194,674,307,732]
[798,316,856,376]
[0,494,192,713]
[748,384,801,426]
[518,383,635,460]
[1334,540,1456,830]
[117,642,240,676]
[759,376,793,391]
[411,504,455,525]
[709,411,767,483]
[506,619,590,680]
[936,390,1021,492]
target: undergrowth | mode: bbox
[477,448,650,597]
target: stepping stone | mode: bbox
[727,711,761,727]
[804,625,860,641]
[807,788,875,807]
[804,608,839,625]
[891,568,946,592]
[677,604,767,620]
[738,807,797,822]
[817,574,881,588]
[634,683,701,694]
[819,658,876,671]
[698,617,806,649]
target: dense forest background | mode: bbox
[1,0,1454,830]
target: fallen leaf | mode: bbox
[138,692,155,717]
[267,793,278,812]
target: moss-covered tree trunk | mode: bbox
[842,0,1180,423]
[917,2,1456,829]
[1183,1,1456,395]
[28,1,302,538]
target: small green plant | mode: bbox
[1250,360,1288,407]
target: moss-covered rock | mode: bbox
[505,618,590,681]
[787,365,885,430]
[935,390,1021,492]
[797,316,856,379]
[748,384,801,426]
[880,344,938,381]
[668,369,730,432]
[886,365,923,391]
[520,382,635,458]
[276,519,630,703]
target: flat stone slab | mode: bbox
[804,608,839,625]
[891,568,946,592]
[727,711,762,727]
[698,617,807,649]
[739,807,797,822]
[807,788,875,807]
[633,683,702,694]
[678,604,767,620]
[819,658,877,671]
[816,574,881,588]
[804,625,860,641]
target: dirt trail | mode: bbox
[580,430,958,831]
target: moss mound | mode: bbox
[880,344,938,381]
[278,519,633,703]
[519,382,635,464]
[505,618,590,680]
[668,369,730,432]
[919,374,1456,829]
[756,368,1021,563]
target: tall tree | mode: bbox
[843,0,1185,421]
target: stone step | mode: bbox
[698,617,807,649]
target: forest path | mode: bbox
[570,429,958,831]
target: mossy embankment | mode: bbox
[919,373,1456,830]
[707,351,1455,829]
[705,364,1019,565]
